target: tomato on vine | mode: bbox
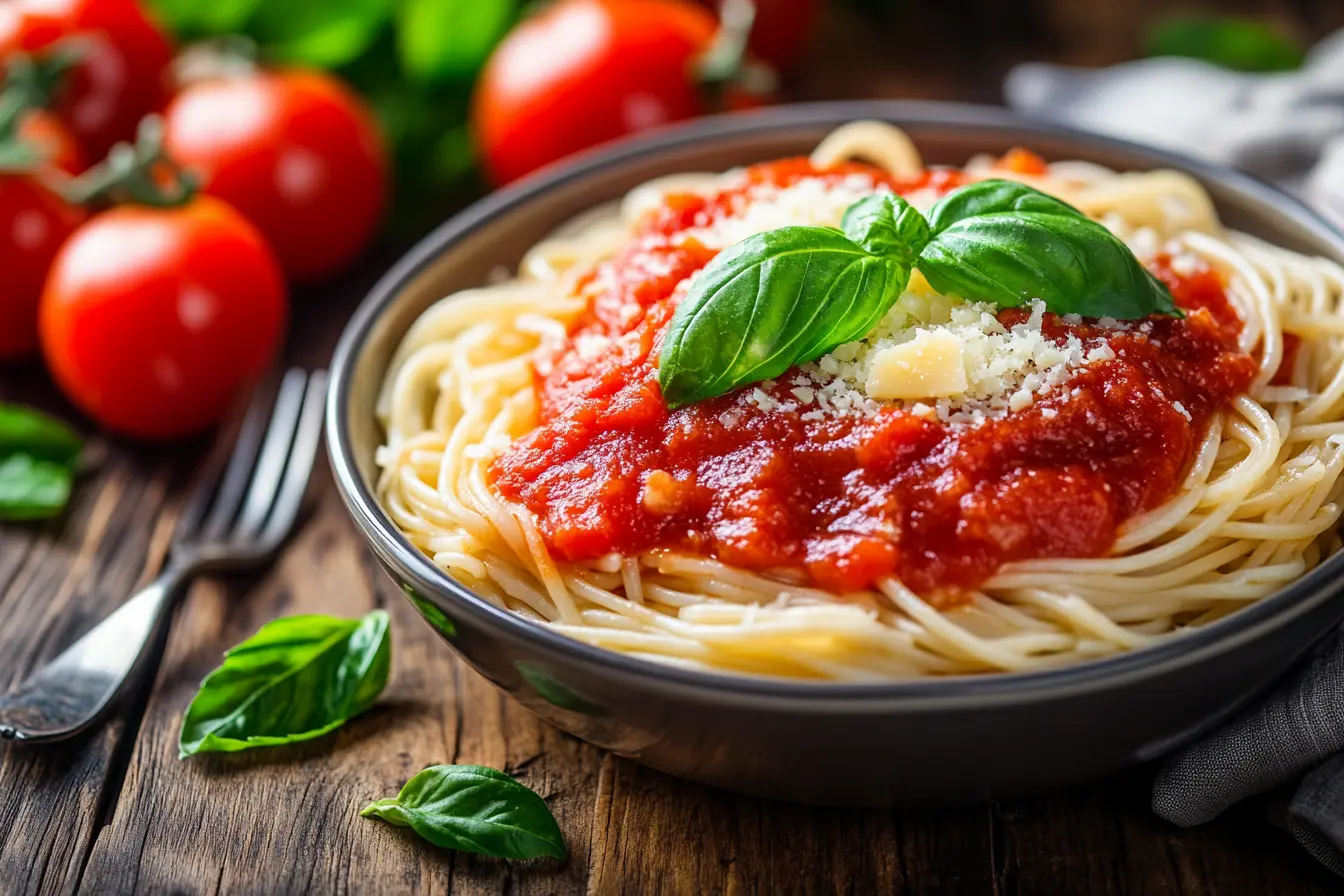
[163,68,388,284]
[0,0,172,159]
[39,119,287,440]
[0,60,87,362]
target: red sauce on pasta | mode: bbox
[490,159,1257,602]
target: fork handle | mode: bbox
[0,565,188,743]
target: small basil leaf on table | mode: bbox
[0,454,74,521]
[0,403,82,463]
[918,209,1181,319]
[361,764,566,860]
[179,610,391,758]
[658,227,910,408]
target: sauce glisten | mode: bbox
[490,159,1258,602]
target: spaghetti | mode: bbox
[376,122,1344,680]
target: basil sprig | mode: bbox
[918,179,1181,320]
[0,403,82,521]
[658,220,913,408]
[361,765,567,860]
[657,179,1180,408]
[179,610,391,758]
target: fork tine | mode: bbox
[229,369,309,542]
[175,375,276,545]
[258,370,328,547]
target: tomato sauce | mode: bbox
[490,159,1258,602]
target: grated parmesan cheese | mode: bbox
[654,175,1140,426]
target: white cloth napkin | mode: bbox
[1004,29,1344,226]
[1004,32,1344,874]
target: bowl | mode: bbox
[327,101,1344,806]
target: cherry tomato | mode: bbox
[0,176,84,361]
[163,70,388,284]
[0,0,172,158]
[473,0,719,185]
[39,197,287,439]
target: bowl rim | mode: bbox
[327,99,1344,707]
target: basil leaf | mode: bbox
[361,765,566,860]
[179,610,391,758]
[842,193,929,265]
[920,180,1179,320]
[397,0,515,85]
[247,0,392,67]
[925,178,1086,235]
[919,210,1180,318]
[0,454,74,521]
[0,403,82,463]
[147,0,263,36]
[1146,16,1304,73]
[658,227,909,408]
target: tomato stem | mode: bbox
[61,115,198,208]
[695,0,777,105]
[0,43,84,174]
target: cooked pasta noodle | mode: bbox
[376,122,1344,679]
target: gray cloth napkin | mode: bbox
[1004,28,1344,226]
[1003,31,1344,873]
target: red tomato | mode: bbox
[163,70,388,284]
[473,0,719,185]
[39,197,287,439]
[0,0,172,158]
[0,176,85,361]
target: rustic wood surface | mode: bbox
[8,3,1344,892]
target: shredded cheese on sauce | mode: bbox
[665,174,1144,425]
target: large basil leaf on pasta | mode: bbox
[925,178,1088,234]
[179,610,391,757]
[919,180,1180,320]
[658,226,910,408]
[360,764,566,860]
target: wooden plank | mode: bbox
[994,770,1343,895]
[0,423,191,896]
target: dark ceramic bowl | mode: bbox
[327,101,1344,806]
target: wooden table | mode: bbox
[9,4,1344,890]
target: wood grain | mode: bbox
[8,3,1344,892]
[0,424,190,896]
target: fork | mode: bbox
[0,368,328,744]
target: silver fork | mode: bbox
[0,368,329,744]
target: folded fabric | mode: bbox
[1004,29,1344,226]
[1004,30,1344,874]
[1150,632,1344,873]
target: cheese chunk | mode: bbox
[864,330,968,400]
